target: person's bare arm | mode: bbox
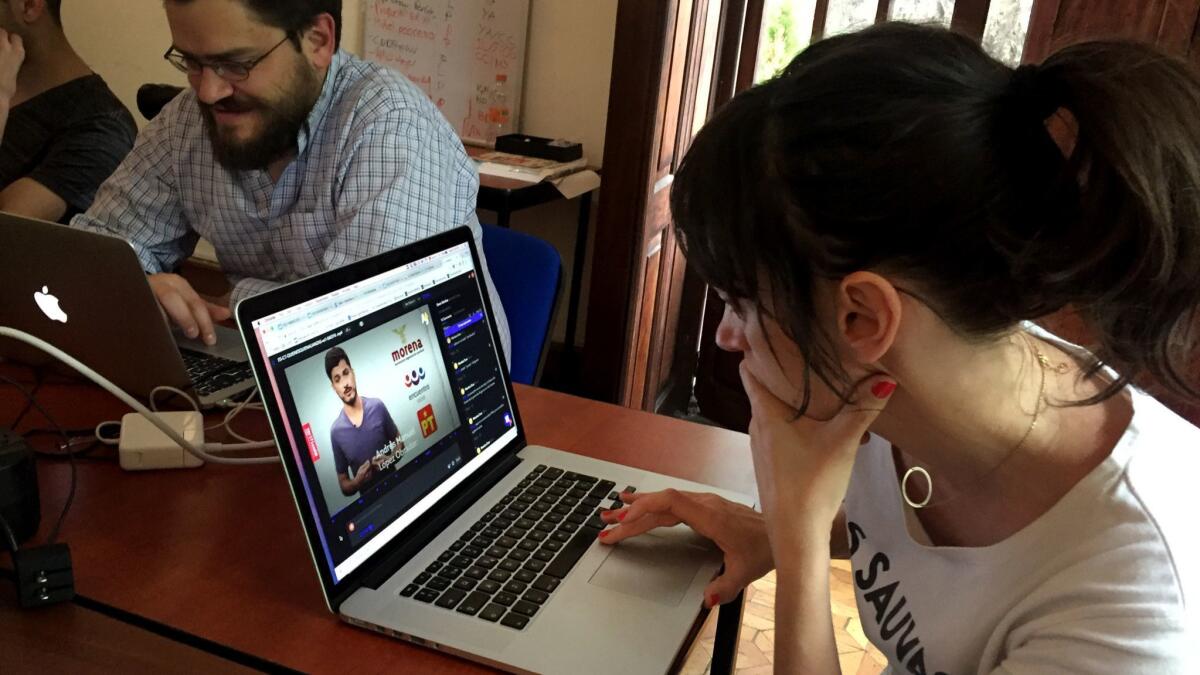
[0,28,22,147]
[339,462,373,496]
[0,177,67,221]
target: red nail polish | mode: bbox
[617,511,627,521]
[871,381,896,399]
[708,594,719,607]
[597,529,607,539]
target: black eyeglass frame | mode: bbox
[163,34,293,82]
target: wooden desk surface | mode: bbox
[0,368,752,674]
[0,584,259,674]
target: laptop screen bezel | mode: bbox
[234,226,527,611]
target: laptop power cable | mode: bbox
[1,327,279,468]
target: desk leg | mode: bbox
[710,589,745,675]
[564,191,591,355]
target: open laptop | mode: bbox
[0,212,255,407]
[236,226,755,674]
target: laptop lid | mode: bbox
[0,212,194,395]
[236,226,525,611]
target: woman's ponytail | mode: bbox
[1031,41,1200,400]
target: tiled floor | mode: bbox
[680,560,888,674]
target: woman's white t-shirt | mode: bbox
[843,387,1198,674]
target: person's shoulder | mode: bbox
[42,75,137,134]
[362,396,388,411]
[1118,390,1200,615]
[329,52,454,131]
[330,408,352,430]
[1014,391,1198,633]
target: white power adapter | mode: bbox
[118,411,205,470]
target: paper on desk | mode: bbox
[551,169,601,199]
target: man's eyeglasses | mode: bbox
[163,35,291,82]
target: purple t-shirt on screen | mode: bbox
[330,397,400,479]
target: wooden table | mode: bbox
[0,590,262,674]
[1,365,753,673]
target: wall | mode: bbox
[62,0,615,347]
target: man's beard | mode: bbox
[200,59,322,171]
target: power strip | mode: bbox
[118,411,205,470]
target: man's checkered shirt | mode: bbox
[73,49,510,359]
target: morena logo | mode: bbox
[391,338,424,363]
[405,368,426,388]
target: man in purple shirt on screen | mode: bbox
[326,346,404,496]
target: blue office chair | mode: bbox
[480,224,562,385]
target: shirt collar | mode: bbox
[296,49,346,156]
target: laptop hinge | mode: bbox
[355,450,524,592]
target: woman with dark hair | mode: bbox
[598,23,1199,673]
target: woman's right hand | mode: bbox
[598,490,772,608]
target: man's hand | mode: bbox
[148,273,231,346]
[598,490,773,608]
[353,460,375,488]
[0,29,24,106]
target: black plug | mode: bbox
[13,543,74,608]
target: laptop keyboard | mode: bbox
[180,349,253,396]
[400,464,633,630]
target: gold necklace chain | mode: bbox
[900,334,1069,510]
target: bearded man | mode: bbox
[72,0,509,359]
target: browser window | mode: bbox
[250,242,518,582]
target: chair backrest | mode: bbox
[136,84,185,121]
[480,224,562,386]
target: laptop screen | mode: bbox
[248,240,518,584]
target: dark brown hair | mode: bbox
[672,22,1200,412]
[166,0,342,49]
[324,347,350,381]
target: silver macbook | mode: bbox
[236,226,754,674]
[0,212,254,407]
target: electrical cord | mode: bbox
[14,426,117,461]
[4,369,42,429]
[0,327,278,465]
[0,512,18,553]
[144,385,275,452]
[0,374,76,545]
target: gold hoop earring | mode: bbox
[901,466,932,509]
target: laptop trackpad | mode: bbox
[587,532,708,607]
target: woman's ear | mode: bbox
[836,272,902,365]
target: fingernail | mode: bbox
[871,381,897,399]
[187,328,198,338]
[707,593,719,608]
[617,511,627,521]
[597,529,607,539]
[205,334,216,345]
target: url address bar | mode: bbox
[262,252,471,355]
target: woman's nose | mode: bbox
[714,305,746,352]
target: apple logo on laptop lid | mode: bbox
[34,286,68,323]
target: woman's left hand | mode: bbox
[739,362,893,553]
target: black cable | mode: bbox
[0,374,76,545]
[20,429,117,462]
[5,370,42,429]
[0,512,18,553]
[21,426,101,437]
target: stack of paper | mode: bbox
[474,151,588,182]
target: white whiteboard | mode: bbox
[362,0,529,144]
